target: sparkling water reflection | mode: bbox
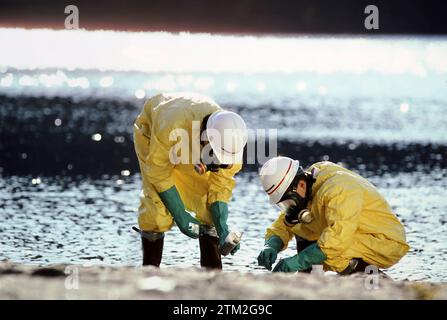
[1,170,445,281]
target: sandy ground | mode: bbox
[0,262,445,300]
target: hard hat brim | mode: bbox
[212,147,244,165]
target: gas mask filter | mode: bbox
[278,192,313,226]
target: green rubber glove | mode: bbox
[159,186,200,239]
[273,243,327,273]
[257,235,284,271]
[210,201,239,255]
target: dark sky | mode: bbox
[0,0,446,34]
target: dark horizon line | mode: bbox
[1,0,447,35]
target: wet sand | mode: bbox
[0,261,445,300]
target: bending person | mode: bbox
[133,92,247,269]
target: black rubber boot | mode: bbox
[340,258,371,275]
[296,236,317,253]
[199,234,222,270]
[142,236,164,267]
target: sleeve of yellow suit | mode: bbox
[317,182,363,266]
[291,223,320,242]
[207,164,242,204]
[265,212,295,251]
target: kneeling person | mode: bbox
[257,157,409,274]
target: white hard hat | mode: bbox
[259,156,301,205]
[205,110,248,164]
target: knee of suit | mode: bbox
[138,207,174,233]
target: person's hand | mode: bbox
[218,229,242,256]
[159,186,200,239]
[174,210,200,239]
[257,235,284,270]
[273,243,327,273]
[220,230,240,255]
[230,243,240,255]
[272,255,300,272]
[211,202,242,256]
[257,246,278,271]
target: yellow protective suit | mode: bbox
[265,161,410,272]
[133,92,242,232]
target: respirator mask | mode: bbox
[194,161,233,174]
[276,172,316,226]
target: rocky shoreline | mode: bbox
[0,262,445,300]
